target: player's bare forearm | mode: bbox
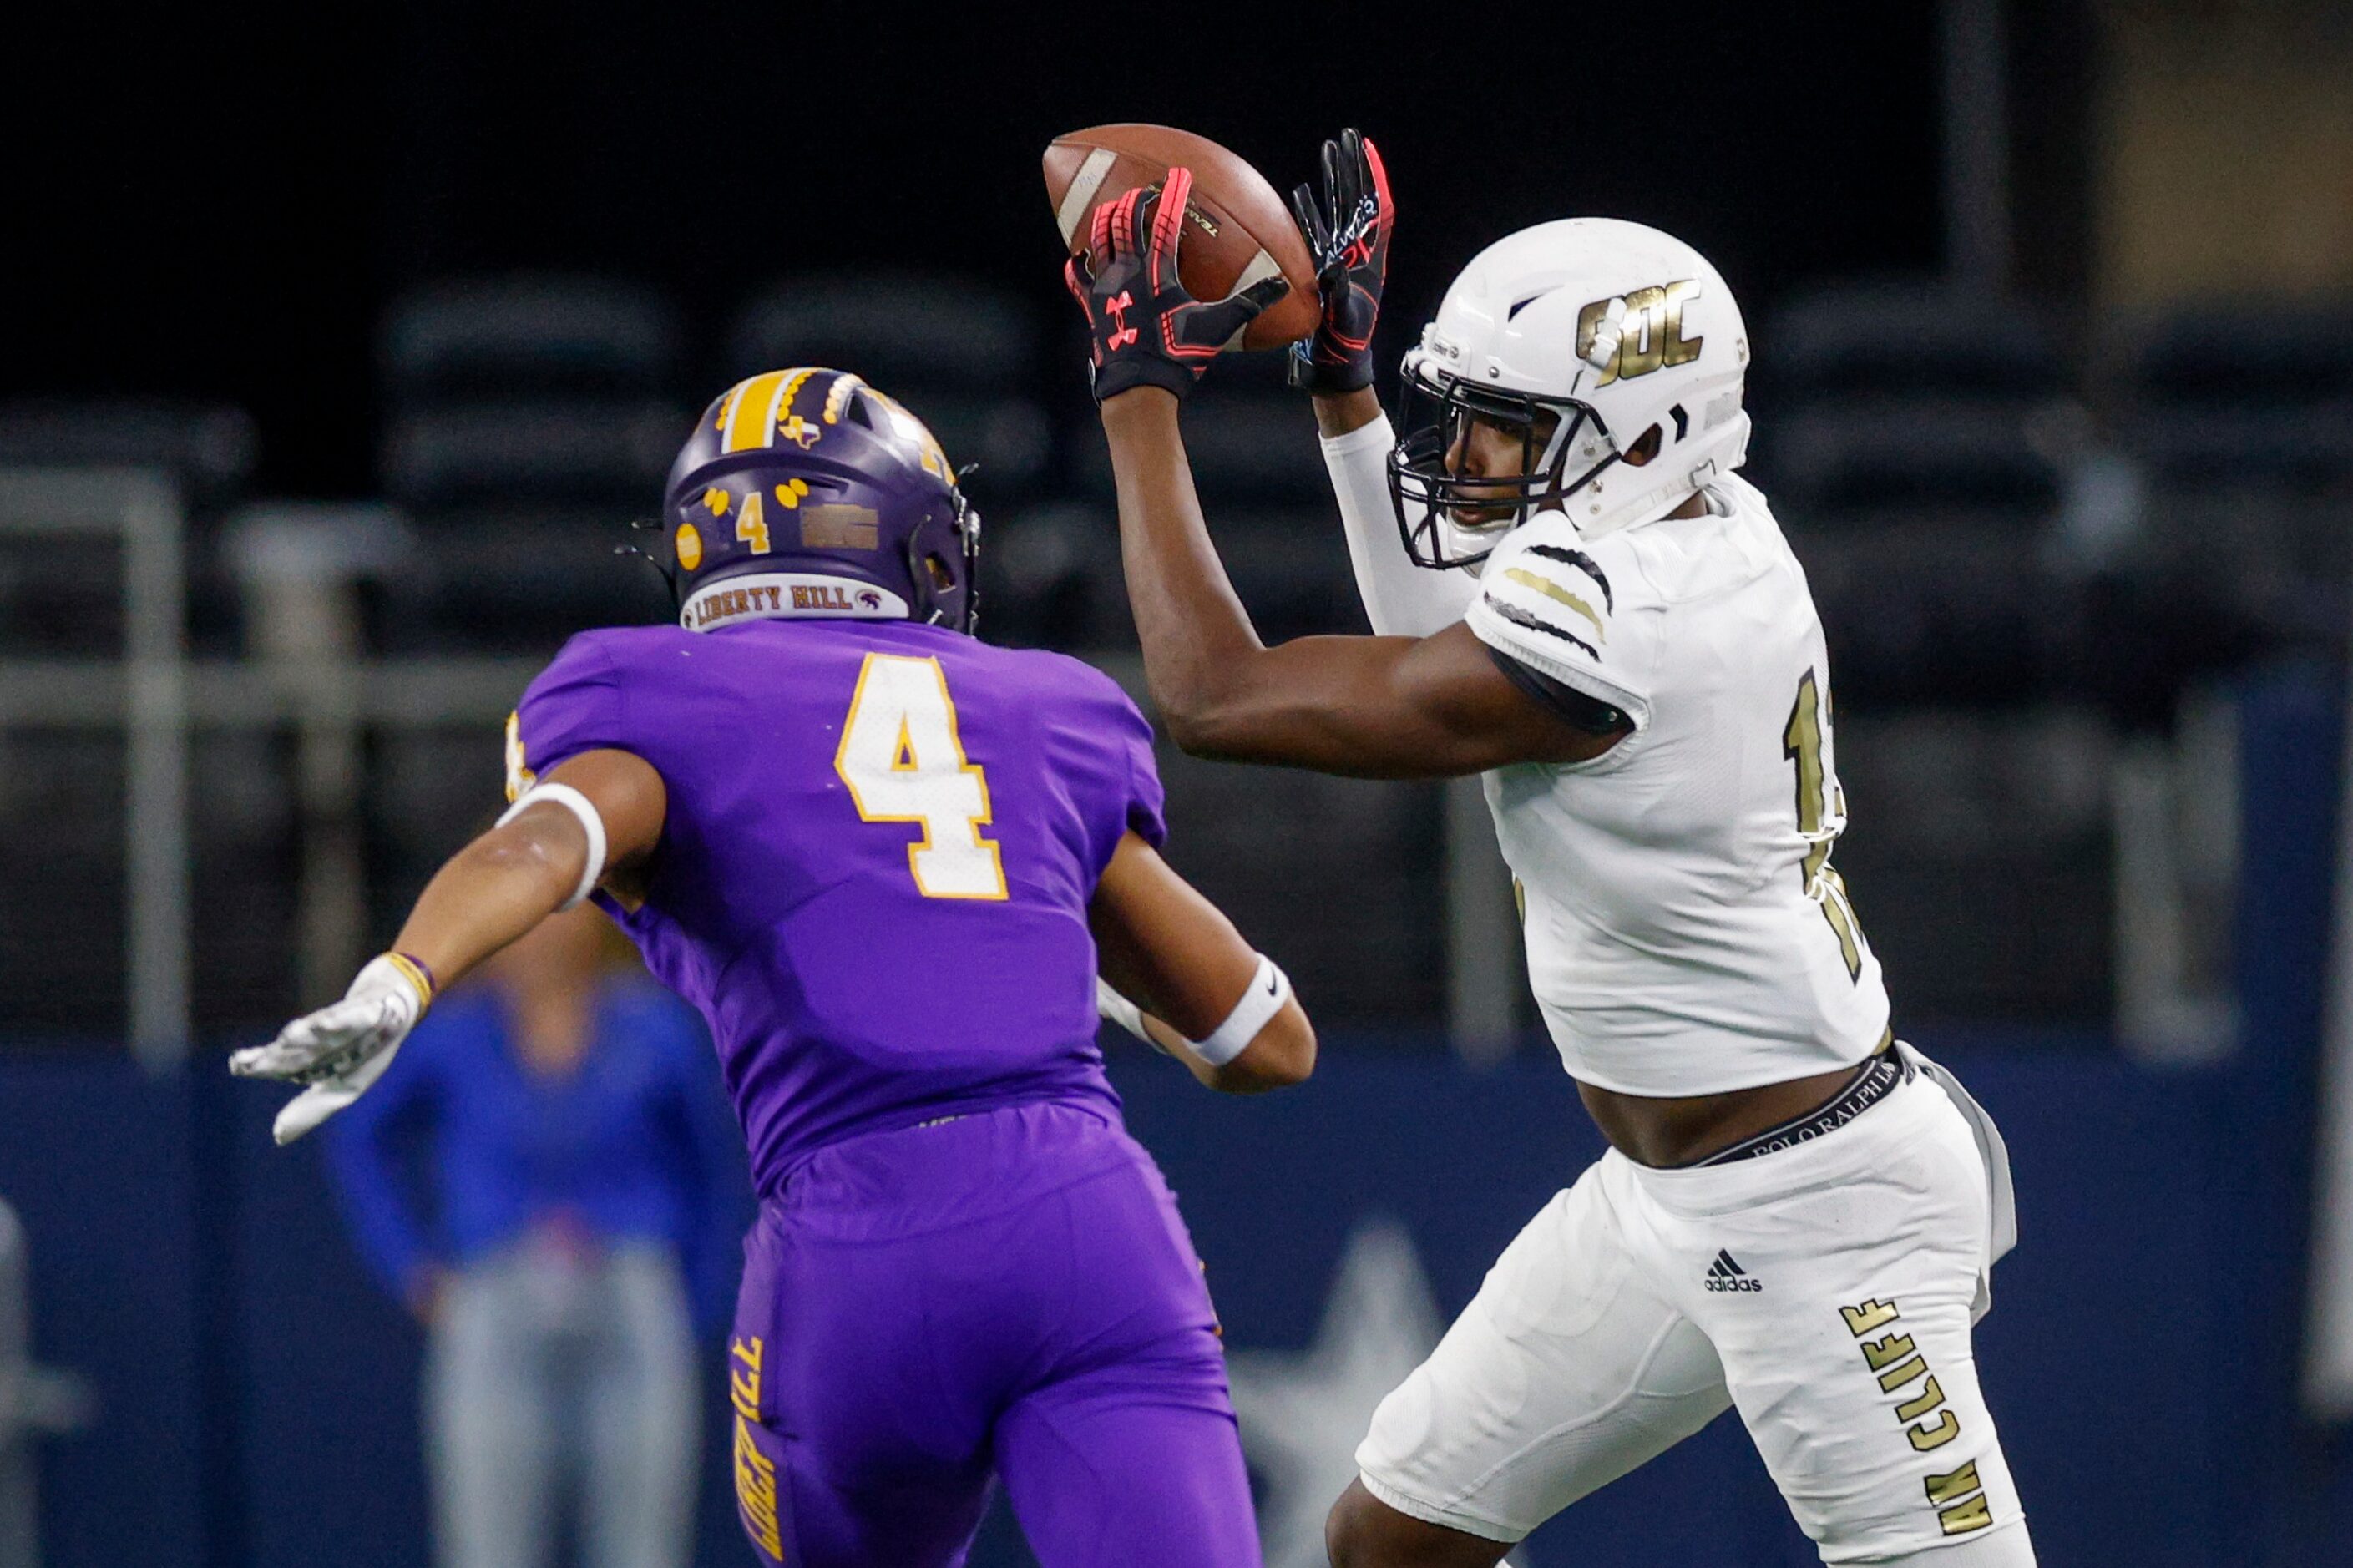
[1090,831,1314,1092]
[1121,996,1306,1095]
[1164,628,1617,777]
[392,748,665,990]
[1097,387,1604,777]
[1099,388,1267,728]
[1312,387,1383,439]
[390,815,585,988]
[1099,390,1430,772]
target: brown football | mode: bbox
[1043,123,1319,352]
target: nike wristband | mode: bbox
[496,782,609,909]
[1192,953,1292,1067]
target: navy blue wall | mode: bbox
[0,1039,2269,1568]
[0,665,2342,1566]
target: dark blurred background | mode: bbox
[4,0,2353,1564]
[2,3,1961,497]
[0,0,2171,1039]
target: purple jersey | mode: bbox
[508,618,1165,1196]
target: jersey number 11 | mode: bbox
[1784,669,1866,981]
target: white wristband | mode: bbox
[1192,953,1291,1067]
[497,782,608,909]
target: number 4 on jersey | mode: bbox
[1784,669,1866,980]
[836,654,1009,900]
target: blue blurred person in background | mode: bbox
[326,903,745,1568]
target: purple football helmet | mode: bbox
[662,367,979,634]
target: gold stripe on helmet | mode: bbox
[718,372,780,453]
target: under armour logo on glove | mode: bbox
[1105,290,1139,350]
[1064,167,1290,403]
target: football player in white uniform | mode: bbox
[1064,132,2032,1565]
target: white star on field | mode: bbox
[1227,1219,1530,1568]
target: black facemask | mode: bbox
[1384,372,1622,569]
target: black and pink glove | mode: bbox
[1065,166,1290,404]
[1287,129,1394,395]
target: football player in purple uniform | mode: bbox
[235,366,1315,1568]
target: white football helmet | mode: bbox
[1388,217,1752,566]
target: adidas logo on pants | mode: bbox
[1705,1248,1763,1292]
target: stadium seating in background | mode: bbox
[2107,296,2353,492]
[1757,281,2074,518]
[2099,297,2353,660]
[1008,338,1424,1028]
[728,273,1095,648]
[1155,748,1448,1034]
[0,398,259,656]
[0,398,258,502]
[367,725,501,940]
[374,276,683,653]
[982,498,1136,650]
[385,276,681,399]
[1045,351,1430,1031]
[1832,707,2114,1023]
[0,400,272,1038]
[1050,350,1364,649]
[726,273,1053,499]
[1754,281,2077,709]
[1752,282,2113,1028]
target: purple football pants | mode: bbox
[726,1100,1262,1568]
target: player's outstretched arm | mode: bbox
[1097,392,1617,778]
[1068,171,1608,778]
[387,748,664,982]
[1291,129,1476,638]
[230,748,665,1143]
[1089,831,1314,1095]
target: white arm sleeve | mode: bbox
[1322,414,1480,638]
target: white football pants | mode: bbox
[1356,1060,2034,1564]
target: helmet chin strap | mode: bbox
[1536,409,1580,479]
[1545,418,1716,539]
[1566,467,1703,538]
[1529,407,1627,531]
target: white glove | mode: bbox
[230,954,433,1145]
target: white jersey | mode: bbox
[1322,420,1889,1096]
[1465,473,1890,1094]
